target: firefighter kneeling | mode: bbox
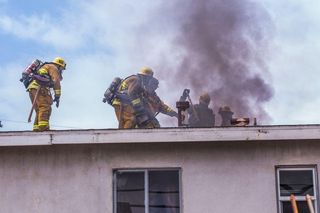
[109,67,177,129]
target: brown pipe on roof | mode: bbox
[306,194,315,213]
[218,106,233,126]
[176,101,190,127]
[231,118,250,126]
[290,194,299,213]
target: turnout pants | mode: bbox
[29,88,53,131]
[113,104,160,129]
[139,118,160,128]
[113,104,136,129]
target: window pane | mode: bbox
[116,171,145,213]
[282,201,313,213]
[279,170,314,196]
[149,170,180,213]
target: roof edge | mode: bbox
[1,125,320,147]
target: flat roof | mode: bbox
[0,125,320,147]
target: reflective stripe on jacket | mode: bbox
[27,63,62,97]
[112,75,143,106]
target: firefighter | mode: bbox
[27,57,66,131]
[112,66,155,129]
[143,77,178,128]
[188,93,215,127]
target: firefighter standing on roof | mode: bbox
[188,93,215,127]
[27,57,66,131]
[143,77,178,128]
[112,67,156,129]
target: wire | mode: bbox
[0,118,80,129]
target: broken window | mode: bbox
[276,167,318,213]
[114,169,180,213]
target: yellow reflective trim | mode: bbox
[38,124,49,127]
[131,98,141,105]
[54,90,61,95]
[164,106,172,112]
[112,99,121,105]
[38,68,48,75]
[33,125,39,130]
[27,80,39,90]
[119,82,128,91]
[38,121,49,126]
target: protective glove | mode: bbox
[53,96,60,108]
[168,111,178,118]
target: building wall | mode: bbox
[0,140,319,213]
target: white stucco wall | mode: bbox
[0,126,320,213]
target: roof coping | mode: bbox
[0,125,320,147]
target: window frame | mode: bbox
[275,165,319,213]
[113,168,182,213]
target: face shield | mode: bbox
[145,77,159,93]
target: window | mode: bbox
[114,169,181,213]
[276,166,318,213]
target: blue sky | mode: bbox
[0,0,320,131]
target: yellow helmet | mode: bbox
[53,57,66,70]
[138,66,153,77]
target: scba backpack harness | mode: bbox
[20,59,55,88]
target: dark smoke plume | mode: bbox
[146,0,275,124]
